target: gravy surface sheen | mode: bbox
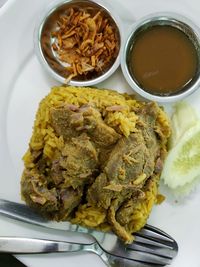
[129,25,198,95]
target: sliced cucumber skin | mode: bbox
[161,122,200,189]
[169,101,198,148]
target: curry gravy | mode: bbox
[129,25,198,95]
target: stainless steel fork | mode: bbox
[0,199,178,266]
[0,236,165,267]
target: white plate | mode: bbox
[1,0,200,267]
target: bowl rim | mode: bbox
[121,12,200,103]
[34,0,123,86]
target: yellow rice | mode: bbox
[22,85,170,240]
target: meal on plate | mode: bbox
[21,86,171,243]
[51,7,120,82]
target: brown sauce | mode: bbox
[129,25,198,95]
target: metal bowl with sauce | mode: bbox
[34,0,122,86]
[121,13,200,102]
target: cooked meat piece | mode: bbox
[98,146,115,169]
[21,170,59,218]
[104,103,160,185]
[105,133,147,183]
[37,157,47,174]
[115,191,145,226]
[50,105,81,140]
[154,149,167,174]
[87,128,159,209]
[88,119,119,147]
[87,173,112,209]
[78,105,120,147]
[155,157,163,174]
[108,199,134,243]
[54,134,99,189]
[107,177,160,242]
[116,175,159,236]
[51,159,64,185]
[31,132,98,218]
[51,104,120,146]
[21,169,84,220]
[58,187,82,220]
[106,105,125,112]
[31,149,42,163]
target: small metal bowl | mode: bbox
[121,13,200,102]
[34,0,122,86]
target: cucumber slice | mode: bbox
[175,175,200,196]
[161,122,200,189]
[169,101,198,148]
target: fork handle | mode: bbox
[0,237,94,254]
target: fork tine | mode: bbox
[124,248,172,265]
[133,235,173,249]
[138,224,175,243]
[132,235,177,259]
[107,254,166,267]
[125,224,178,263]
[108,237,175,266]
[126,241,174,258]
